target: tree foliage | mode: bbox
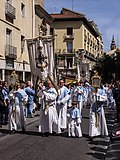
[93,54,115,83]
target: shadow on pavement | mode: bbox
[87,152,106,159]
[0,128,10,134]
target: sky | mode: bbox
[44,0,120,52]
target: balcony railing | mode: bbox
[5,2,16,19]
[5,45,17,59]
[62,49,75,54]
[63,33,74,40]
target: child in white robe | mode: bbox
[67,102,82,138]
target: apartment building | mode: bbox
[0,0,52,83]
[50,8,104,82]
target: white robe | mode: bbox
[89,92,108,137]
[38,87,58,133]
[9,89,28,131]
[9,93,20,131]
[57,86,70,133]
[67,107,82,137]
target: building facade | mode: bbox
[0,0,34,82]
[50,8,104,82]
[0,0,53,83]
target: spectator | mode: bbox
[112,81,120,122]
[0,80,4,125]
[2,81,9,124]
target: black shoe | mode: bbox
[89,137,93,141]
[0,122,3,125]
[61,128,65,132]
[22,128,25,133]
[3,121,8,125]
[44,132,49,137]
[33,109,35,113]
[10,129,16,135]
[52,131,57,136]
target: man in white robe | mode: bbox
[57,79,70,133]
[89,85,108,140]
[16,83,28,132]
[37,80,58,136]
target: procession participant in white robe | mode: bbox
[67,101,82,138]
[37,80,58,136]
[89,85,108,140]
[107,84,116,109]
[57,79,70,133]
[15,83,28,132]
[72,81,84,116]
[9,83,28,133]
[67,84,73,108]
[84,82,92,106]
[9,88,17,133]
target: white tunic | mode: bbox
[89,91,108,137]
[67,107,82,137]
[57,86,70,133]
[9,89,28,131]
[38,87,58,133]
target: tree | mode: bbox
[93,54,115,83]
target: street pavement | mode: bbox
[0,106,117,160]
[105,109,120,160]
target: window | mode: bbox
[21,3,25,17]
[6,28,12,45]
[67,27,73,35]
[21,35,25,53]
[67,41,73,53]
[50,28,54,35]
[6,58,14,68]
[84,42,86,50]
[67,57,73,68]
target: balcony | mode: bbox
[62,49,75,54]
[5,2,16,19]
[5,45,17,59]
[63,34,74,41]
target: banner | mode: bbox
[26,35,54,88]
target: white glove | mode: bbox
[57,100,61,105]
[67,113,70,117]
[42,86,46,91]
